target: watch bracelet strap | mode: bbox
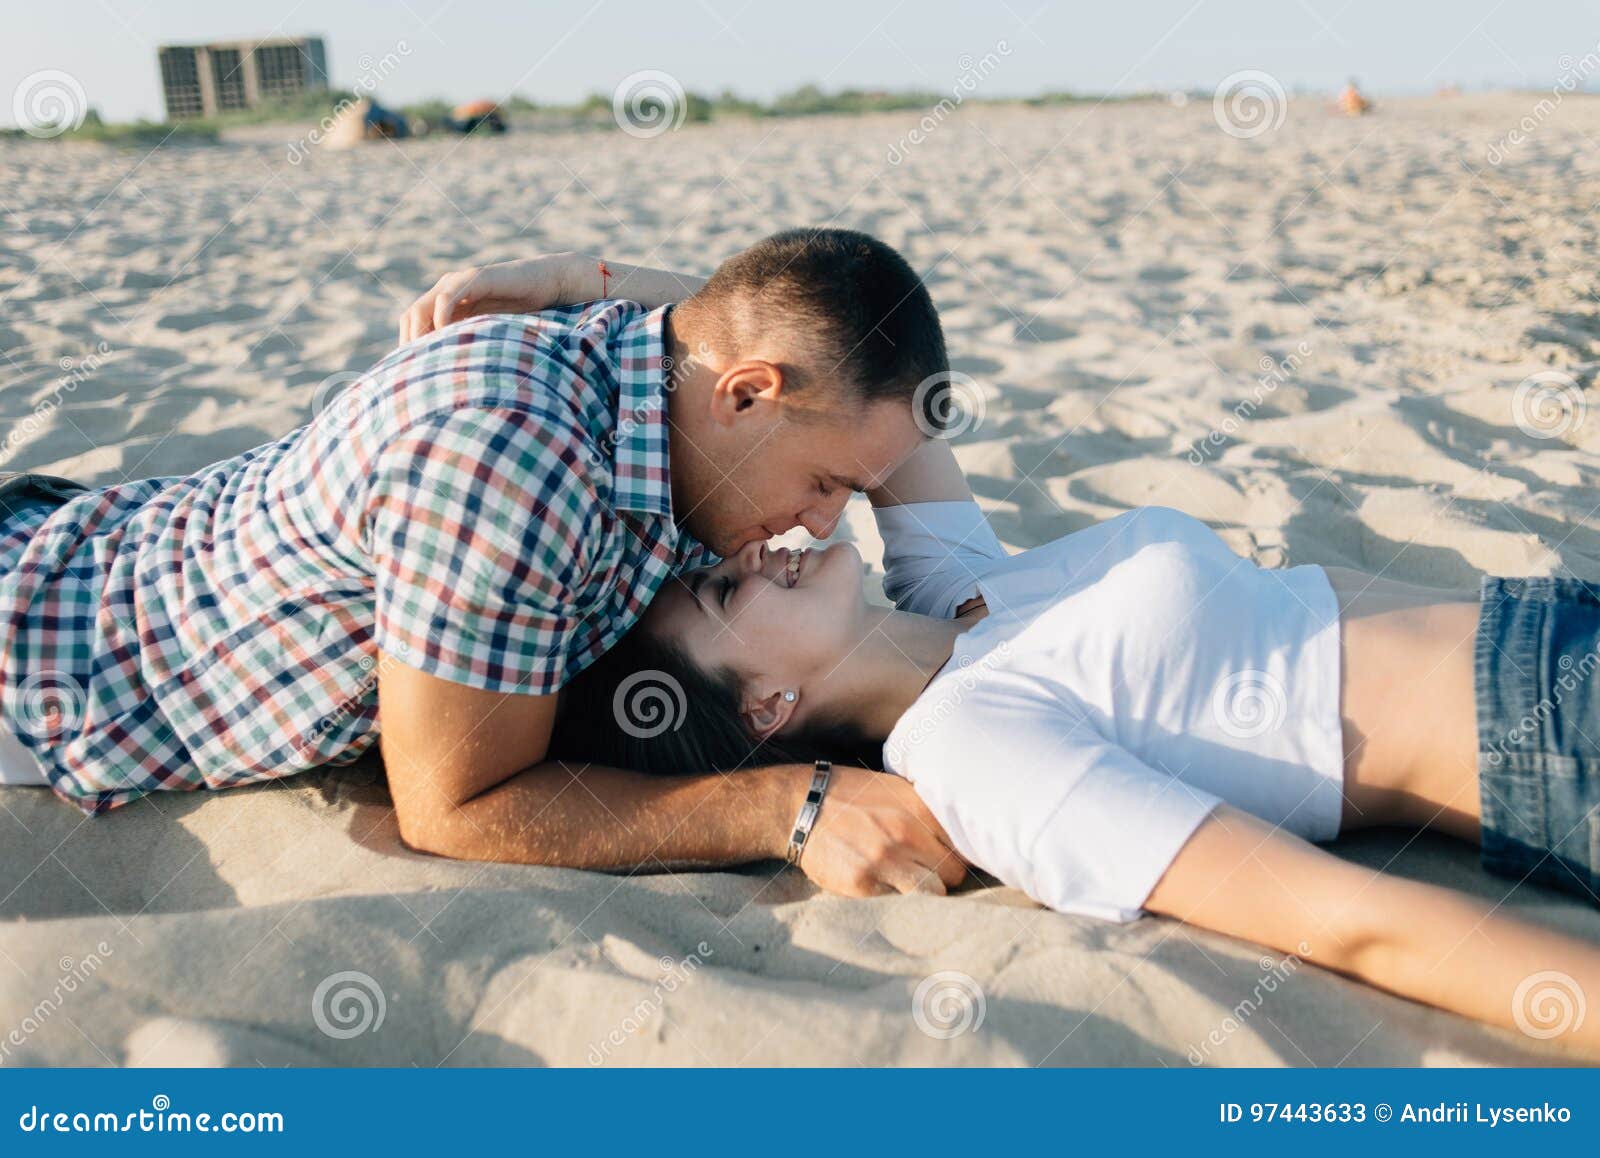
[786,760,833,867]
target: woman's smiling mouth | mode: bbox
[784,548,807,588]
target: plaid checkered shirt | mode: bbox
[0,301,715,814]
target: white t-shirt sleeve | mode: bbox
[874,500,1008,619]
[888,689,1221,922]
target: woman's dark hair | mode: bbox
[549,623,883,774]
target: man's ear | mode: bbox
[709,360,784,427]
[742,686,799,741]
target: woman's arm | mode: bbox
[867,437,975,508]
[399,252,707,343]
[1146,805,1600,1058]
[868,439,1001,618]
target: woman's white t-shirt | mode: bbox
[877,502,1344,923]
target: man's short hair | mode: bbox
[687,227,949,428]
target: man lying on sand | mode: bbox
[0,228,963,898]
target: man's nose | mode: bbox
[798,497,847,540]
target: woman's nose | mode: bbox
[731,540,767,573]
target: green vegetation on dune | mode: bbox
[2,84,1162,145]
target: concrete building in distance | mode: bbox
[158,37,329,120]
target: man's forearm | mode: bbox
[414,759,810,870]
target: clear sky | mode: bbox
[5,0,1597,126]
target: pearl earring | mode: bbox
[783,690,796,702]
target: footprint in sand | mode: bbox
[155,303,264,332]
[1138,264,1192,284]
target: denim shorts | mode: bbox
[0,471,88,527]
[1477,575,1600,903]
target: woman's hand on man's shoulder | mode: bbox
[399,253,587,345]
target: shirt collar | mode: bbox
[610,304,677,521]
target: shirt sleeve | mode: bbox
[365,404,601,695]
[874,500,1008,619]
[890,688,1221,922]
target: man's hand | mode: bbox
[790,767,968,897]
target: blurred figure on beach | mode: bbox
[1338,77,1372,116]
[447,99,506,134]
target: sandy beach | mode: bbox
[2,92,1599,1065]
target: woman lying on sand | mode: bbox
[405,257,1600,1056]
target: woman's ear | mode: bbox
[742,687,799,741]
[709,360,784,427]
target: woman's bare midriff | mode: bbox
[1322,565,1482,841]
